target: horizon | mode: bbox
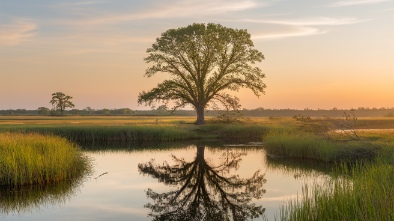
[2,106,394,111]
[1,0,393,110]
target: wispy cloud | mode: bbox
[204,0,262,13]
[247,16,367,26]
[249,16,366,40]
[330,0,391,7]
[0,19,37,46]
[53,1,107,8]
[252,26,326,40]
[55,0,265,26]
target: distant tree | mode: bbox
[113,108,132,115]
[37,107,50,115]
[49,92,75,115]
[97,108,111,115]
[155,105,170,115]
[84,107,93,115]
[138,23,266,125]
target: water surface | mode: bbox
[1,144,330,221]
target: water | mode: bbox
[1,144,330,221]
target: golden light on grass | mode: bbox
[0,132,91,187]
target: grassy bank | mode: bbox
[0,118,277,143]
[279,160,394,221]
[262,123,394,220]
[0,132,91,187]
[0,125,199,143]
[263,130,378,162]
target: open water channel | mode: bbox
[1,143,331,221]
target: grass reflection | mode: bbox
[0,177,86,215]
[265,154,332,179]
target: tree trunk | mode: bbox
[196,105,205,125]
[196,145,205,162]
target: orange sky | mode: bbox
[1,0,393,110]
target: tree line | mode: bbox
[2,107,394,118]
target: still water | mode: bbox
[1,144,330,221]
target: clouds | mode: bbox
[249,17,366,26]
[48,0,370,43]
[253,26,326,40]
[0,19,37,46]
[53,1,107,7]
[54,0,266,26]
[330,0,391,7]
[249,16,367,40]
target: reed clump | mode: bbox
[199,124,278,141]
[279,160,394,221]
[0,132,91,187]
[0,125,199,143]
[263,130,378,162]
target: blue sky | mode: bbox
[1,0,393,110]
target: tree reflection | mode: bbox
[138,145,266,221]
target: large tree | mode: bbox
[49,92,75,115]
[138,23,266,124]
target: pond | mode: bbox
[1,143,331,221]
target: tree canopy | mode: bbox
[138,23,266,124]
[49,92,74,115]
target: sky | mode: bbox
[1,0,393,110]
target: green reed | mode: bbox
[0,125,199,143]
[278,160,394,221]
[0,132,91,187]
[263,130,378,162]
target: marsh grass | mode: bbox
[198,123,288,142]
[213,124,272,140]
[263,130,378,162]
[0,125,199,143]
[265,127,394,220]
[264,131,337,162]
[278,160,394,221]
[0,123,276,144]
[0,132,91,187]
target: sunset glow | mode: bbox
[1,0,393,110]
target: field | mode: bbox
[1,115,394,127]
[0,116,280,143]
[1,115,394,220]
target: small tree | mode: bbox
[49,92,75,115]
[138,23,266,125]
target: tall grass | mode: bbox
[264,131,337,161]
[264,127,394,220]
[0,125,199,143]
[263,130,378,162]
[279,160,394,221]
[199,124,284,141]
[0,132,91,187]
